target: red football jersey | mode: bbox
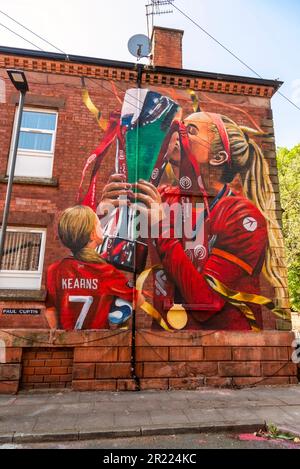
[151,184,268,330]
[46,258,134,330]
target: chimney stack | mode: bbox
[151,26,184,69]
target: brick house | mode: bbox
[0,27,297,393]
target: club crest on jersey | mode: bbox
[180,176,192,190]
[243,217,258,232]
[194,244,207,260]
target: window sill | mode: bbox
[0,290,46,301]
[0,175,58,187]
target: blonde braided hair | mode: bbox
[211,115,288,298]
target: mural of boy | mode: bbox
[45,205,143,330]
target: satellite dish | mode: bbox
[128,34,151,59]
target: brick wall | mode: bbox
[0,330,297,393]
[72,330,134,391]
[0,47,293,393]
[135,330,298,389]
[0,347,22,393]
[21,348,73,390]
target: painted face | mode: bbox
[183,113,213,165]
[166,131,180,164]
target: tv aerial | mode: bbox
[145,1,175,41]
[146,1,175,17]
[128,34,151,60]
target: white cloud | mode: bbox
[292,79,300,104]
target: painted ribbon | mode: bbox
[82,83,108,131]
[205,274,290,331]
[136,265,174,332]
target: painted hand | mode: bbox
[97,174,134,217]
[131,179,165,227]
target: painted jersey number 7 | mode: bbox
[69,296,94,330]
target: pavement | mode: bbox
[0,385,300,444]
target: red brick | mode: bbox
[72,379,117,391]
[28,359,45,367]
[49,383,66,389]
[5,348,22,363]
[205,377,233,388]
[60,359,73,366]
[0,364,21,380]
[34,367,51,375]
[219,362,261,377]
[204,347,231,361]
[74,347,118,363]
[262,362,297,377]
[27,375,44,383]
[143,362,218,378]
[59,374,73,383]
[135,363,144,377]
[117,379,137,391]
[22,367,35,376]
[73,363,95,380]
[43,375,61,383]
[137,347,169,362]
[52,351,73,359]
[290,377,299,384]
[169,377,205,390]
[95,363,131,379]
[0,380,19,394]
[139,379,169,390]
[32,383,52,389]
[36,352,53,359]
[233,377,291,387]
[44,359,61,367]
[118,347,131,362]
[169,347,203,361]
[232,347,289,361]
[20,375,28,383]
[51,366,68,375]
[22,351,36,359]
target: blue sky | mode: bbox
[0,0,299,148]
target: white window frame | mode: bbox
[7,107,58,179]
[0,227,47,290]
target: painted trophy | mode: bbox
[100,89,179,273]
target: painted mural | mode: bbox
[45,83,290,332]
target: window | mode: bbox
[7,108,58,178]
[0,227,46,290]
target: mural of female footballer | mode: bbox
[102,110,289,332]
[45,205,143,330]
